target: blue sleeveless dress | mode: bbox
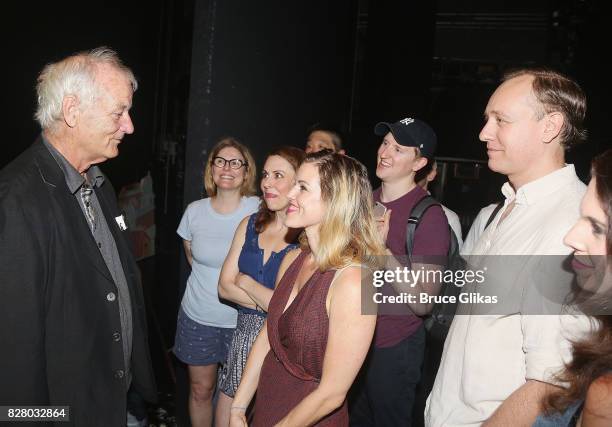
[219,213,297,397]
[532,401,582,427]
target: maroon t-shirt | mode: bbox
[373,186,450,348]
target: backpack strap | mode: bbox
[406,195,440,257]
[484,201,504,230]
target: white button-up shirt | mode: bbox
[425,165,591,427]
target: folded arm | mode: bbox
[218,217,257,309]
[236,272,275,312]
[229,250,301,426]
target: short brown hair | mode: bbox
[307,125,344,151]
[203,137,256,197]
[503,68,587,149]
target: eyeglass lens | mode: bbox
[213,157,245,169]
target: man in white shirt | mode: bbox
[462,203,497,255]
[426,68,591,426]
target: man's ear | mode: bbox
[426,165,438,183]
[412,156,428,173]
[62,95,79,128]
[543,111,564,143]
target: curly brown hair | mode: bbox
[544,149,612,414]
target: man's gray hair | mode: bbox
[34,47,137,130]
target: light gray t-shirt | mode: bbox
[177,196,260,327]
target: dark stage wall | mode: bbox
[1,1,163,190]
[183,0,356,205]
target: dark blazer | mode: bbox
[0,139,156,426]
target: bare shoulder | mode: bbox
[586,373,612,400]
[327,265,376,317]
[230,215,251,243]
[330,266,365,297]
[274,247,302,286]
[237,215,251,232]
[584,373,612,418]
[282,247,302,265]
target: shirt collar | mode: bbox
[501,164,577,206]
[41,135,105,194]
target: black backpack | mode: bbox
[406,197,504,336]
[405,195,462,339]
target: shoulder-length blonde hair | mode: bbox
[299,150,386,271]
[203,137,257,197]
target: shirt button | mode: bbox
[114,369,124,379]
[106,292,116,302]
[112,332,121,342]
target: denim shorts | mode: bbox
[173,308,235,366]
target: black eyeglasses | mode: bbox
[212,156,247,170]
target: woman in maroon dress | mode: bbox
[229,150,385,426]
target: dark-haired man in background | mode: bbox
[305,124,345,154]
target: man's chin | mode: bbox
[375,167,388,180]
[107,145,121,158]
[487,158,506,174]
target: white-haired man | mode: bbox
[0,47,156,426]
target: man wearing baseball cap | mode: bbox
[350,118,450,426]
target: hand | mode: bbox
[236,272,254,291]
[376,208,392,243]
[229,410,248,427]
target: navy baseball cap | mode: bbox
[374,117,437,158]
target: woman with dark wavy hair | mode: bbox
[533,149,612,427]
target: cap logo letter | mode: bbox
[400,118,414,126]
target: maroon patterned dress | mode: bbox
[251,251,349,426]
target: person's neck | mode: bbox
[268,209,297,243]
[211,189,243,213]
[508,154,565,192]
[380,177,417,203]
[272,209,288,229]
[43,129,91,174]
[304,225,320,255]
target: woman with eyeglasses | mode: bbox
[174,137,259,427]
[215,146,305,426]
